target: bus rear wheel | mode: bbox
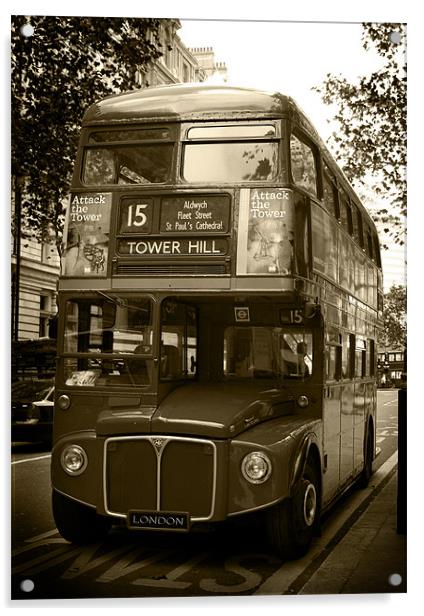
[52,490,112,544]
[266,462,320,559]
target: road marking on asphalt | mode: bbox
[200,553,280,594]
[63,543,139,580]
[13,538,66,558]
[11,454,51,465]
[254,450,398,595]
[25,529,59,543]
[132,551,210,589]
[12,546,71,575]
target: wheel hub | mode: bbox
[303,483,317,527]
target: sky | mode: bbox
[179,20,384,142]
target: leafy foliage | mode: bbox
[315,23,406,244]
[379,284,406,350]
[11,15,164,249]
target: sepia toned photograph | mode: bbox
[10,10,407,605]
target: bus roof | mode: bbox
[82,84,291,125]
[81,83,379,237]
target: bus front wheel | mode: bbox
[52,490,112,544]
[266,462,320,559]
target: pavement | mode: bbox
[299,470,407,594]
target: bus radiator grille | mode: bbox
[105,437,215,519]
[115,264,227,276]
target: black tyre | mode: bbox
[358,425,374,488]
[52,490,112,544]
[266,461,320,559]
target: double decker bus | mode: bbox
[52,84,383,558]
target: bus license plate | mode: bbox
[127,510,190,532]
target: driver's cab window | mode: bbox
[160,300,197,380]
[223,326,312,379]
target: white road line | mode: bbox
[11,454,51,465]
[25,529,59,543]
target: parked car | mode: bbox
[11,379,54,443]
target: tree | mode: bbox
[379,284,406,350]
[315,23,406,245]
[11,15,165,251]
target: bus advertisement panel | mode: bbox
[61,192,112,277]
[236,188,294,275]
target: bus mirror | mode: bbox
[304,302,319,320]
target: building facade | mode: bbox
[188,47,228,83]
[135,24,228,87]
[12,235,60,341]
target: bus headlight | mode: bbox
[60,445,88,476]
[241,451,272,484]
[297,395,309,408]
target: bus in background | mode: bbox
[52,84,382,559]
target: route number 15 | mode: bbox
[127,203,148,227]
[290,310,304,324]
[120,199,152,234]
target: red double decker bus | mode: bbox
[52,84,382,558]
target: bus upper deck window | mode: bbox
[339,192,353,235]
[290,134,317,195]
[82,144,173,185]
[88,128,170,143]
[182,124,279,183]
[187,125,276,139]
[183,142,278,183]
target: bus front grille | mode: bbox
[114,263,228,276]
[104,436,216,521]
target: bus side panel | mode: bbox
[340,383,355,483]
[322,386,341,503]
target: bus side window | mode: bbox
[325,332,341,382]
[355,338,366,378]
[352,204,364,249]
[322,166,339,218]
[290,133,317,195]
[365,226,374,260]
[366,339,376,377]
[373,233,382,268]
[342,333,355,379]
[339,191,353,235]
